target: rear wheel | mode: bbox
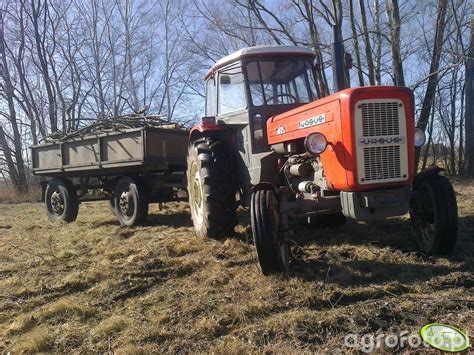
[45,178,79,223]
[410,175,458,255]
[187,138,237,238]
[114,176,148,226]
[251,189,289,275]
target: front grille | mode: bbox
[355,99,408,184]
[363,145,401,181]
[361,101,400,137]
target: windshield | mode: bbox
[245,59,317,106]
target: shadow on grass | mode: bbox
[287,214,474,285]
[146,211,193,228]
[230,207,474,285]
[89,211,193,228]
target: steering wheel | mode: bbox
[266,93,298,104]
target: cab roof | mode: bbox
[204,45,315,80]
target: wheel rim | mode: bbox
[119,188,135,218]
[419,223,435,247]
[50,190,64,215]
[190,162,204,224]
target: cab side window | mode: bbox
[218,62,246,114]
[205,76,217,116]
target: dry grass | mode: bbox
[0,179,473,352]
[0,185,41,204]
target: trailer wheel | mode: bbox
[410,175,458,255]
[114,176,148,226]
[45,178,79,223]
[251,189,289,275]
[187,138,237,239]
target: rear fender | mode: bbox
[189,123,231,144]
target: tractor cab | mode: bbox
[203,46,318,184]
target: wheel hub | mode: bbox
[119,191,134,216]
[50,191,64,214]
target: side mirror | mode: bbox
[220,75,231,85]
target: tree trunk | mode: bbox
[374,0,382,85]
[0,9,28,192]
[301,0,330,96]
[30,0,58,132]
[464,3,474,176]
[349,0,365,86]
[422,99,436,171]
[414,0,448,171]
[385,0,405,86]
[359,0,376,85]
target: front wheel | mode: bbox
[45,178,79,223]
[251,189,289,275]
[410,175,458,255]
[114,176,148,226]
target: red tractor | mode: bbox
[187,43,457,275]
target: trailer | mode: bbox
[32,119,189,226]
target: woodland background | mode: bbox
[1,0,473,192]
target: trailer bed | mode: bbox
[32,127,188,177]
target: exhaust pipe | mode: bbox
[331,25,347,93]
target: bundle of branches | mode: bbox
[42,113,183,143]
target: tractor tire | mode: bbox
[251,189,289,275]
[187,138,237,239]
[410,175,458,255]
[114,176,148,226]
[45,178,79,223]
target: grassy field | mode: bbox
[0,179,472,352]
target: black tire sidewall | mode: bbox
[412,175,458,255]
[114,177,148,226]
[45,178,78,223]
[251,189,288,274]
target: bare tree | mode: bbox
[464,3,474,176]
[297,0,330,96]
[349,0,365,86]
[374,0,382,85]
[385,0,405,86]
[359,0,376,85]
[28,0,58,132]
[0,6,28,192]
[415,0,449,170]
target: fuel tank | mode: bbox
[266,86,415,191]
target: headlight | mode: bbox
[414,128,426,147]
[305,132,327,154]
